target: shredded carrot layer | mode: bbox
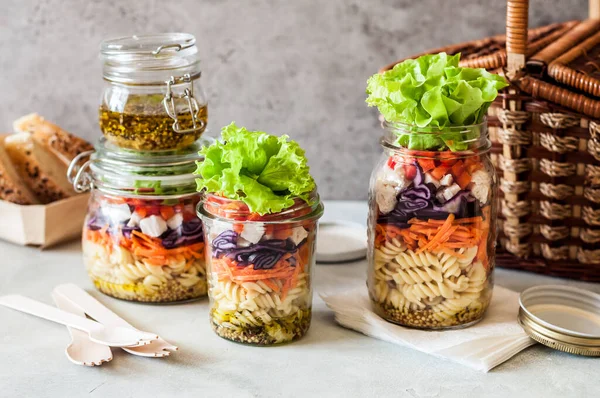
[377,208,491,256]
[210,233,313,297]
[85,227,205,265]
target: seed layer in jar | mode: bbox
[99,95,208,151]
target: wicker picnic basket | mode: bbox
[381,0,600,281]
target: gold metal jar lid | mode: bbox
[518,285,600,356]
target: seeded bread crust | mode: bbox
[4,132,76,204]
[0,134,39,205]
[13,113,93,166]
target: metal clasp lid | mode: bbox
[67,150,94,193]
[163,74,205,134]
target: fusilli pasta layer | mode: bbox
[83,239,207,303]
[209,272,311,325]
[370,238,491,328]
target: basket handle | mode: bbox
[505,0,529,75]
[591,0,600,18]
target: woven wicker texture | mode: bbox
[379,0,600,281]
[548,30,600,97]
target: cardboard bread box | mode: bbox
[0,194,89,248]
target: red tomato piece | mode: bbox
[417,158,436,172]
[439,151,458,166]
[160,206,176,221]
[135,206,148,218]
[387,156,397,170]
[430,164,451,180]
[404,164,417,180]
[450,160,465,179]
[455,172,472,189]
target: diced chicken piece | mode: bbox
[436,189,447,203]
[442,183,462,202]
[166,213,183,230]
[289,226,308,245]
[375,179,398,214]
[424,173,441,188]
[439,174,454,187]
[241,224,266,244]
[375,166,408,214]
[127,211,142,227]
[104,203,131,223]
[209,221,232,241]
[139,215,168,237]
[379,166,408,190]
[471,170,491,204]
[236,237,252,247]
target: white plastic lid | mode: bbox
[316,221,367,263]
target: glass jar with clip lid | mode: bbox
[68,137,212,303]
[99,33,208,151]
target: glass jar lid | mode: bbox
[381,119,491,155]
[101,33,201,84]
[197,191,324,225]
[69,136,212,198]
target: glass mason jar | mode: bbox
[367,120,497,330]
[99,33,208,151]
[197,193,324,345]
[69,138,211,303]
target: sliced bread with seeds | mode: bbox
[13,113,93,166]
[0,134,39,205]
[4,132,76,204]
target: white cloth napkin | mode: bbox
[321,286,535,372]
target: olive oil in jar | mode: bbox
[100,34,208,151]
[99,94,208,151]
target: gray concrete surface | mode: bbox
[0,0,588,199]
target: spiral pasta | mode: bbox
[211,272,310,322]
[83,239,207,302]
[371,240,489,325]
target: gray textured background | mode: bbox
[0,0,588,199]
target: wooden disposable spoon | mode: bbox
[54,284,178,357]
[0,295,158,347]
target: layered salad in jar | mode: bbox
[196,123,323,345]
[83,193,206,303]
[366,53,508,329]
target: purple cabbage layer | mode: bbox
[211,230,299,270]
[377,163,482,228]
[87,211,203,249]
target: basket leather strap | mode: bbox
[506,0,529,76]
[591,0,600,19]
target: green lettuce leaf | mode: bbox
[195,122,316,215]
[366,52,508,151]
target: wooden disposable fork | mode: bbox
[52,292,113,366]
[53,284,178,357]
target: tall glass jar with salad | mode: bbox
[70,138,211,303]
[365,53,508,330]
[99,33,208,151]
[196,123,324,345]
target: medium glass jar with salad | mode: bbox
[196,123,324,345]
[70,138,211,303]
[365,53,508,329]
[99,33,208,151]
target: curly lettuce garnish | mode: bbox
[366,53,508,151]
[195,122,316,215]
